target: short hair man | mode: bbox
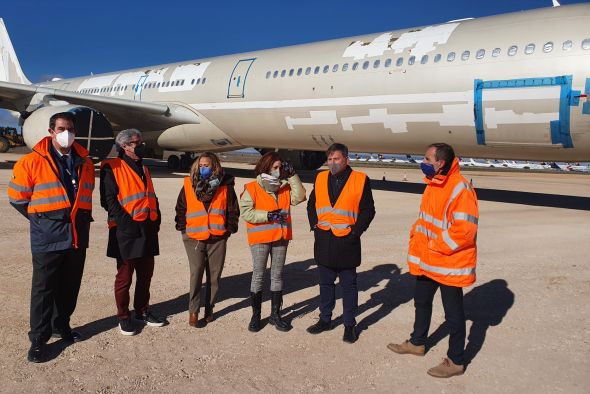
[306,143,375,343]
[8,112,95,362]
[388,143,479,378]
[99,129,166,335]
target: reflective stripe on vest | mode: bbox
[244,181,292,245]
[183,176,227,240]
[407,254,476,277]
[101,158,158,227]
[314,170,365,237]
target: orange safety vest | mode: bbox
[243,181,292,245]
[183,177,227,240]
[314,170,365,237]
[7,136,95,248]
[407,158,478,287]
[100,157,158,228]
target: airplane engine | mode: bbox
[23,105,114,159]
[271,149,326,171]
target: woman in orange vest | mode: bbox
[239,152,306,332]
[174,152,239,328]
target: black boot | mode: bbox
[248,291,262,332]
[269,291,291,332]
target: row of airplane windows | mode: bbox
[265,38,590,79]
[77,77,207,94]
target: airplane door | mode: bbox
[474,76,579,148]
[227,58,256,98]
[134,75,148,100]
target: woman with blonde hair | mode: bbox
[175,152,239,327]
[240,151,306,332]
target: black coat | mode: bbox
[99,154,161,260]
[307,166,375,269]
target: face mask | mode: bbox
[420,162,437,178]
[133,143,147,158]
[208,178,220,189]
[328,162,342,175]
[55,130,75,148]
[199,166,213,179]
[270,169,280,179]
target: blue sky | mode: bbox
[0,0,586,126]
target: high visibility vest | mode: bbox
[7,136,95,248]
[315,170,365,237]
[407,158,478,287]
[243,181,292,245]
[100,157,158,228]
[183,177,227,240]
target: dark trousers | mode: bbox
[29,249,86,342]
[410,275,466,365]
[114,256,154,319]
[318,265,358,327]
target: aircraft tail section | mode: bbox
[0,19,30,84]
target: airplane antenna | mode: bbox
[552,0,560,7]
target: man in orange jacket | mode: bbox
[388,143,478,378]
[7,112,95,363]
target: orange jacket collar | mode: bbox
[32,136,90,158]
[423,157,460,186]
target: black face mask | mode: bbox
[133,143,148,158]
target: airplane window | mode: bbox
[373,59,380,68]
[461,50,470,60]
[508,45,518,56]
[525,43,535,55]
[314,66,320,74]
[543,42,553,53]
[202,78,206,84]
[323,65,329,73]
[167,81,171,87]
[332,64,339,72]
[492,48,501,57]
[297,68,302,76]
[342,63,349,71]
[181,80,185,86]
[273,71,278,78]
[192,78,196,84]
[434,54,442,63]
[384,58,392,67]
[289,69,294,77]
[447,52,455,62]
[305,67,311,75]
[196,78,201,84]
[408,56,415,65]
[362,61,369,69]
[281,70,286,77]
[352,62,359,70]
[476,49,485,59]
[420,55,428,64]
[265,71,270,79]
[583,38,590,50]
[396,57,403,66]
[156,82,161,87]
[562,40,572,51]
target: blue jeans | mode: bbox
[318,265,358,327]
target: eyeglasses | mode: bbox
[127,140,142,146]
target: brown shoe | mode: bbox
[189,312,198,327]
[427,358,464,378]
[387,340,425,356]
[204,308,214,323]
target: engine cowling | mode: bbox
[23,105,114,159]
[262,149,326,171]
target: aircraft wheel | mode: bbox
[0,137,9,153]
[179,154,192,170]
[167,155,180,170]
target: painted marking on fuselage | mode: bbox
[160,62,210,93]
[484,109,558,129]
[343,33,393,60]
[285,111,338,129]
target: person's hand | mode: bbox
[267,209,287,223]
[281,161,296,179]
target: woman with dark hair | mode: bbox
[175,152,239,327]
[239,151,306,332]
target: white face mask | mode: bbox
[55,130,75,148]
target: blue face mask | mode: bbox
[199,166,213,179]
[420,162,436,178]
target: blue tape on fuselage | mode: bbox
[473,75,574,148]
[584,78,590,115]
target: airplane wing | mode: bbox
[0,81,199,130]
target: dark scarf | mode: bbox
[194,171,222,203]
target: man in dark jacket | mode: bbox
[306,143,375,343]
[8,112,95,362]
[99,129,166,336]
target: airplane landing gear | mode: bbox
[167,153,195,170]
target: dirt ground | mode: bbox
[0,152,589,393]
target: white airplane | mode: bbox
[0,4,589,170]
